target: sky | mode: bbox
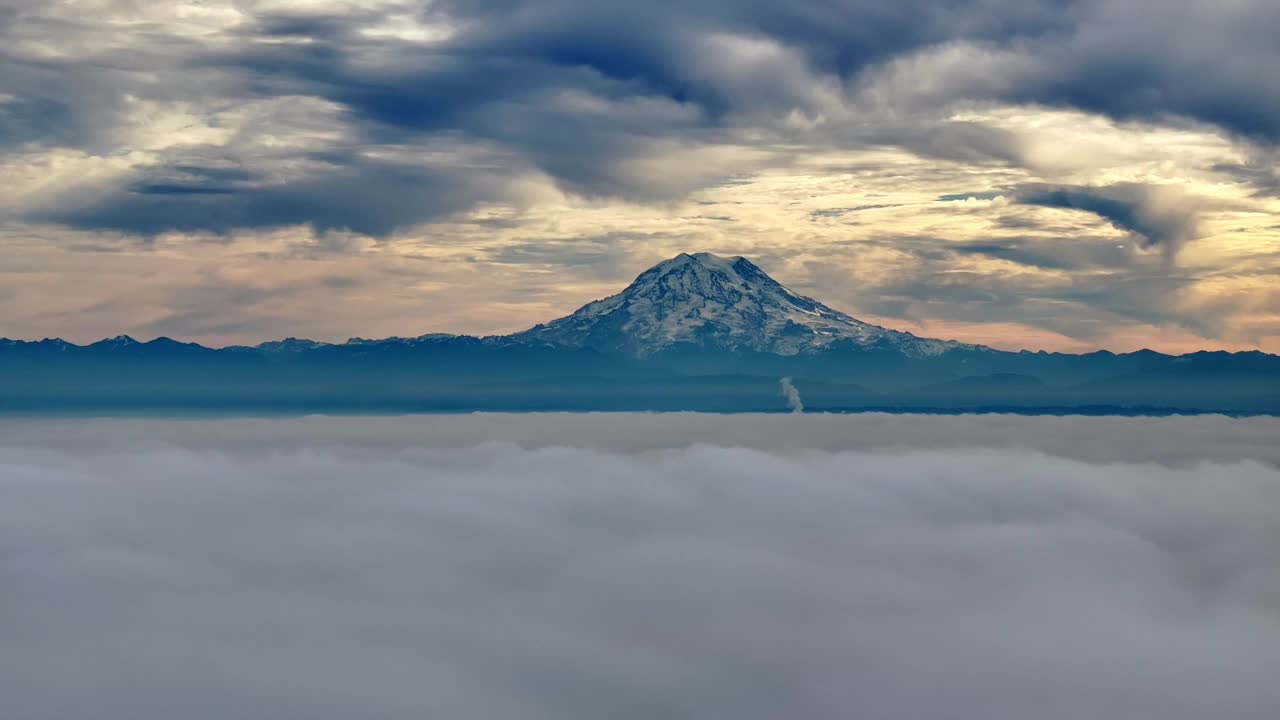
[3,414,1280,719]
[2,0,1279,353]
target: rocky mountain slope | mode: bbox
[509,252,974,357]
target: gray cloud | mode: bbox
[2,414,1280,720]
[1213,146,1280,198]
[940,183,1212,260]
[36,152,513,237]
[948,236,1134,271]
[1012,183,1204,256]
[1010,2,1280,142]
[4,1,1279,236]
[791,232,1230,344]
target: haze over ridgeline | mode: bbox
[4,253,1277,415]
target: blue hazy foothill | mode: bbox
[3,253,1277,415]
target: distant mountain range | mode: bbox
[4,252,1279,414]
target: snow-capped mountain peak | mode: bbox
[511,252,971,357]
[89,335,141,350]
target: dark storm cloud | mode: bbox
[940,183,1208,257]
[0,51,125,150]
[1006,2,1280,142]
[2,0,1279,235]
[948,237,1133,271]
[2,415,1280,720]
[208,2,1038,173]
[0,93,78,147]
[37,152,511,237]
[418,0,1280,142]
[1012,183,1203,255]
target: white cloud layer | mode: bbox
[2,414,1279,719]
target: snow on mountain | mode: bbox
[88,335,142,350]
[511,252,974,357]
[255,338,332,352]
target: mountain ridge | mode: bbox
[14,252,1261,359]
[3,252,1279,415]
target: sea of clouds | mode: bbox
[2,413,1279,719]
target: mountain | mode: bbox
[510,252,971,358]
[3,252,1279,415]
